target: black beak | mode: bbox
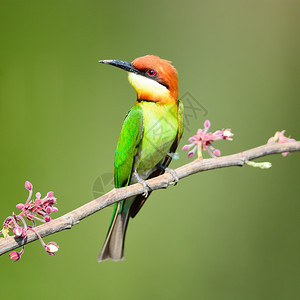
[99,59,140,74]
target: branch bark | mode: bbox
[0,141,299,256]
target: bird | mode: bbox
[98,55,184,262]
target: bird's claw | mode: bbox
[165,167,179,185]
[133,171,151,198]
[158,165,179,186]
[140,181,151,198]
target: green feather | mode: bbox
[114,105,144,188]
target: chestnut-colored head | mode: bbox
[130,55,178,103]
[99,55,179,104]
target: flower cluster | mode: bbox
[0,181,59,261]
[182,120,234,158]
[267,130,296,156]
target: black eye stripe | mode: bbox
[157,80,169,89]
[138,68,169,89]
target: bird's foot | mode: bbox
[133,171,151,198]
[159,165,179,186]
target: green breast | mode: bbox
[134,101,178,174]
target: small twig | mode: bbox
[0,141,299,256]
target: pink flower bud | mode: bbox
[9,251,21,262]
[52,207,58,212]
[16,203,24,210]
[46,207,52,214]
[13,227,23,237]
[213,149,221,156]
[204,120,211,128]
[44,216,51,222]
[25,181,32,191]
[35,192,41,199]
[45,242,59,254]
[182,145,190,151]
[188,151,194,158]
[47,191,54,198]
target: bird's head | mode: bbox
[99,55,178,104]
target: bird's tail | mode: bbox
[97,202,130,262]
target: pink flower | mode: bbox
[1,182,59,262]
[46,206,52,214]
[44,216,51,222]
[16,203,24,210]
[25,181,32,191]
[182,120,234,158]
[267,130,296,156]
[9,251,22,262]
[9,246,24,262]
[45,242,59,256]
[13,227,23,237]
[47,191,54,198]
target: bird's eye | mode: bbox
[147,69,156,77]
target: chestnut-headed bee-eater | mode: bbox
[98,55,184,262]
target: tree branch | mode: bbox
[1,141,299,256]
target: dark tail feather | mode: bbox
[97,208,130,262]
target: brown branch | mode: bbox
[0,141,299,256]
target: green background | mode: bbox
[0,0,299,299]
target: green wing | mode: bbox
[114,105,144,188]
[99,105,144,261]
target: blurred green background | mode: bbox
[0,0,299,299]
